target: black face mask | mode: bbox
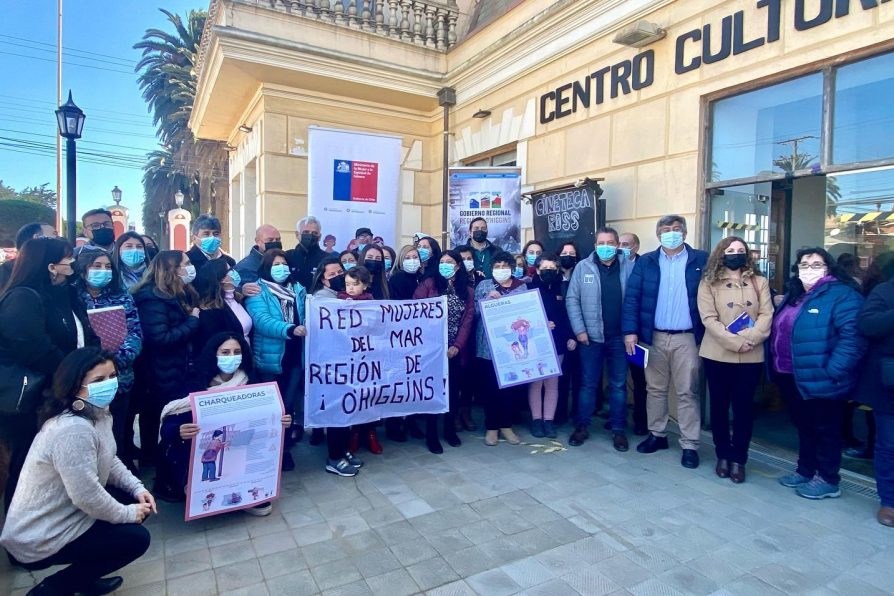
[723,254,747,271]
[145,245,159,261]
[364,260,382,274]
[91,227,115,247]
[471,230,488,243]
[264,241,282,252]
[539,270,559,285]
[300,233,317,249]
[559,255,577,269]
[328,275,346,293]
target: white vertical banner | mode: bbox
[308,126,402,251]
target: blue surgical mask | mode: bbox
[82,377,118,408]
[119,248,145,268]
[342,261,356,271]
[217,354,242,374]
[270,264,290,283]
[513,266,524,279]
[439,263,457,279]
[418,247,431,262]
[227,269,241,287]
[384,258,392,271]
[86,269,113,288]
[525,254,538,266]
[660,231,684,250]
[620,247,632,259]
[596,245,617,262]
[200,236,222,254]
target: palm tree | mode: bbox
[134,9,228,228]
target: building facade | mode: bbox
[192,0,894,472]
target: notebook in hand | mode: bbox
[87,306,127,353]
[726,311,755,334]
[625,344,649,368]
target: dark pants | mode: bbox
[875,411,894,508]
[327,427,350,461]
[138,396,163,466]
[576,335,628,431]
[704,359,761,464]
[260,366,301,450]
[629,362,647,432]
[110,389,132,460]
[556,349,581,425]
[478,357,514,430]
[1,413,37,512]
[427,358,462,440]
[18,521,150,592]
[778,374,846,485]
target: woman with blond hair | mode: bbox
[697,236,773,484]
[131,250,200,465]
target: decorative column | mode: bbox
[168,209,191,252]
[109,186,129,238]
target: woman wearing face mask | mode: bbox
[0,237,99,509]
[339,250,358,272]
[1,348,154,596]
[412,250,475,453]
[697,237,773,484]
[513,254,528,281]
[522,240,545,278]
[193,259,253,354]
[449,245,480,432]
[528,254,575,439]
[131,250,200,466]
[555,241,580,426]
[114,232,149,290]
[359,245,391,299]
[475,251,529,446]
[415,235,442,278]
[244,249,307,472]
[770,247,866,500]
[310,256,346,299]
[75,249,144,471]
[140,235,160,262]
[381,245,396,278]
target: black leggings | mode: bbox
[327,427,350,460]
[18,521,150,592]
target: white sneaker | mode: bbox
[244,502,273,517]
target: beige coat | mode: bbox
[698,271,773,363]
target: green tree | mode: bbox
[0,200,55,245]
[0,180,58,209]
[134,9,227,229]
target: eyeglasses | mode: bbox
[797,263,826,270]
[85,222,114,231]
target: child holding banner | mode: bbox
[413,249,475,453]
[474,251,529,446]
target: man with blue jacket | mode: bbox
[622,215,708,469]
[566,227,633,451]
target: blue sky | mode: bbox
[0,0,206,232]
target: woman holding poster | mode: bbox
[474,251,529,446]
[413,249,475,453]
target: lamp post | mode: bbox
[158,211,165,249]
[55,91,86,244]
[174,190,184,208]
[111,185,122,204]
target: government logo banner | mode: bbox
[304,296,449,428]
[448,167,522,252]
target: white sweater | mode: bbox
[0,410,145,563]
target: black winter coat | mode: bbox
[531,276,574,356]
[195,305,244,356]
[388,271,421,300]
[186,246,236,271]
[856,279,894,414]
[132,286,199,403]
[0,283,98,375]
[285,244,326,291]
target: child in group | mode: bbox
[155,332,290,517]
[338,266,375,301]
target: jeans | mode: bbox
[201,461,217,481]
[576,335,628,431]
[629,362,647,431]
[704,359,761,464]
[18,521,150,592]
[777,374,845,485]
[875,411,894,508]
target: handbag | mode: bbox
[0,287,47,414]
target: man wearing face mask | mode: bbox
[622,215,708,469]
[286,216,325,291]
[74,209,116,258]
[468,217,499,281]
[619,232,647,435]
[566,228,632,451]
[186,215,236,271]
[351,227,375,258]
[236,224,283,285]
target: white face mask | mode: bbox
[493,268,511,283]
[180,264,196,284]
[799,267,826,288]
[463,259,475,272]
[402,258,421,274]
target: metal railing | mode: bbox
[268,0,459,50]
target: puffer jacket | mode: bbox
[245,280,306,374]
[622,244,708,345]
[855,278,894,414]
[770,279,866,400]
[566,251,631,343]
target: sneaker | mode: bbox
[244,502,273,517]
[344,451,363,468]
[796,476,841,499]
[530,419,544,438]
[326,458,358,477]
[778,472,812,488]
[542,420,557,438]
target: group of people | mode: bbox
[0,208,891,596]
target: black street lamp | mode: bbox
[55,91,86,243]
[111,185,122,204]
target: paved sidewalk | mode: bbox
[3,426,892,595]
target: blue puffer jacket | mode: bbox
[244,280,306,374]
[772,279,866,400]
[621,244,708,345]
